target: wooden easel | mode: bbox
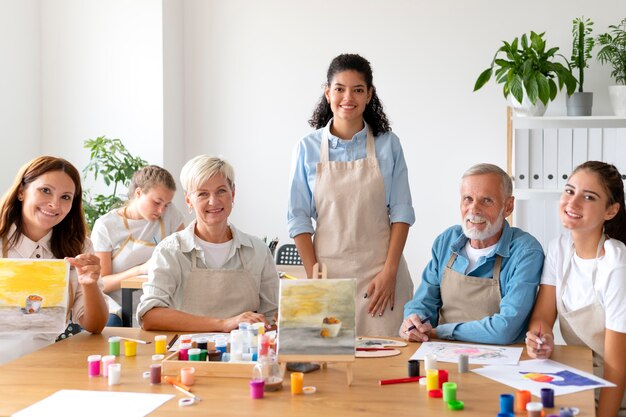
[279,263,354,386]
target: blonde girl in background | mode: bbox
[91,165,184,326]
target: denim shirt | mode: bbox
[404,221,544,344]
[287,121,415,238]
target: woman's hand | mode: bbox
[525,330,554,359]
[221,311,268,332]
[399,314,433,342]
[66,254,101,286]
[366,269,396,317]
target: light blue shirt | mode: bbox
[288,122,415,238]
[404,221,544,344]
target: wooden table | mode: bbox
[120,276,148,327]
[0,328,595,416]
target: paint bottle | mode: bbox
[426,369,439,391]
[154,335,167,354]
[541,388,555,408]
[424,353,437,371]
[526,402,543,417]
[180,367,195,386]
[515,390,531,413]
[215,338,228,354]
[108,363,121,386]
[499,394,515,414]
[291,372,304,394]
[196,337,208,351]
[408,359,420,377]
[108,336,121,356]
[250,364,265,399]
[188,348,201,361]
[124,340,137,357]
[179,342,191,361]
[261,349,283,392]
[230,329,243,361]
[150,364,162,384]
[458,354,469,373]
[442,382,457,403]
[437,369,449,388]
[87,355,101,377]
[101,355,116,377]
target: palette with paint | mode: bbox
[355,337,407,358]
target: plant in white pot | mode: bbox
[474,31,577,116]
[597,18,626,116]
[567,17,595,116]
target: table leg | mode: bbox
[122,288,134,327]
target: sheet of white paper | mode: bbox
[472,359,616,397]
[410,341,523,365]
[12,390,174,417]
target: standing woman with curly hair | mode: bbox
[0,156,108,364]
[288,54,414,337]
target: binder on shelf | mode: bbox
[587,128,603,161]
[615,128,626,181]
[572,128,588,169]
[529,128,543,189]
[543,128,558,189]
[514,129,530,189]
[557,128,573,189]
[602,128,617,166]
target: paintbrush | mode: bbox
[117,336,152,344]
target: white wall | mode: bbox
[181,0,623,280]
[0,0,41,193]
[39,0,164,196]
[2,0,624,285]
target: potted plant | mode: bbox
[567,17,595,116]
[597,18,626,116]
[82,136,147,230]
[474,31,577,116]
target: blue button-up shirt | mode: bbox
[288,122,415,238]
[404,221,544,344]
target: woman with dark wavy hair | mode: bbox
[526,161,626,416]
[288,53,414,337]
[0,156,108,364]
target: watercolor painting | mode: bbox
[411,341,523,365]
[278,279,356,356]
[473,359,615,396]
[0,259,70,333]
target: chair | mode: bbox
[275,244,302,265]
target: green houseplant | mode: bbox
[474,31,577,116]
[82,136,147,229]
[567,17,595,116]
[596,18,626,116]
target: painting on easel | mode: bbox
[278,278,356,357]
[0,259,70,333]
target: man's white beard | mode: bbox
[462,208,504,242]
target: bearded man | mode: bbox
[400,163,544,344]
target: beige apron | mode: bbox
[439,252,502,324]
[312,123,413,337]
[558,236,626,414]
[112,207,165,261]
[182,248,260,318]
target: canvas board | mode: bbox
[278,278,356,358]
[0,259,69,334]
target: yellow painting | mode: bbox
[278,279,355,356]
[0,259,69,333]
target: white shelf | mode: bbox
[513,188,561,201]
[513,116,626,129]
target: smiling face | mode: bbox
[460,173,514,248]
[324,70,373,126]
[132,185,175,222]
[559,169,619,235]
[19,170,76,241]
[185,174,235,241]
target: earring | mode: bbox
[187,206,193,214]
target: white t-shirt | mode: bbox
[462,241,496,273]
[91,204,184,305]
[195,236,234,268]
[0,228,100,365]
[541,234,626,333]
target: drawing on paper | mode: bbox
[0,259,70,333]
[472,359,615,396]
[410,341,523,366]
[278,279,356,356]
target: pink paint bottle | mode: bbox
[87,355,101,377]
